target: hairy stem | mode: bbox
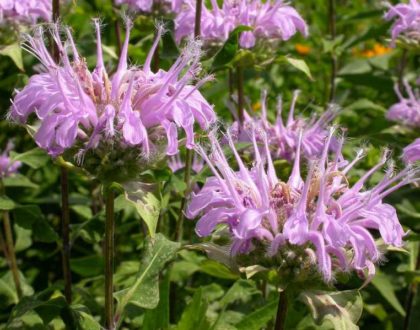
[327,0,337,103]
[104,188,115,330]
[152,31,160,73]
[114,20,122,56]
[2,211,22,300]
[236,64,245,123]
[60,167,72,303]
[274,290,288,330]
[403,244,420,330]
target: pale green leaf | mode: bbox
[0,195,16,210]
[114,234,180,319]
[0,43,24,71]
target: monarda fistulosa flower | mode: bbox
[0,142,21,178]
[385,0,420,46]
[0,0,51,24]
[10,20,215,182]
[404,138,420,163]
[187,128,418,284]
[229,90,338,161]
[115,0,183,14]
[175,0,308,48]
[387,82,420,127]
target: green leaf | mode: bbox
[70,255,104,277]
[371,271,406,316]
[70,305,102,330]
[279,56,313,80]
[299,290,363,330]
[0,271,34,307]
[0,43,24,71]
[143,271,170,330]
[235,299,278,330]
[176,288,209,330]
[114,234,180,318]
[3,174,38,189]
[220,279,260,307]
[14,224,32,252]
[0,195,16,210]
[211,26,253,71]
[13,205,58,243]
[10,148,49,169]
[199,260,239,280]
[123,181,161,238]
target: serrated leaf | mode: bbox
[0,43,24,71]
[10,148,49,169]
[300,290,363,330]
[123,181,160,238]
[114,234,180,320]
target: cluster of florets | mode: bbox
[229,91,337,162]
[0,142,21,178]
[385,0,420,46]
[0,0,51,24]
[115,0,183,13]
[387,82,420,127]
[10,20,215,180]
[175,0,308,48]
[187,128,417,282]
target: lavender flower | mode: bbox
[403,138,420,162]
[0,0,51,24]
[175,0,308,48]
[10,21,215,163]
[385,0,420,46]
[187,129,417,282]
[115,0,183,13]
[387,82,420,127]
[230,90,337,161]
[0,142,21,178]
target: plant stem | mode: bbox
[236,64,245,123]
[51,0,73,304]
[2,211,22,300]
[274,290,288,330]
[60,167,72,303]
[403,244,420,330]
[194,0,203,38]
[104,188,115,330]
[327,0,337,103]
[175,149,193,242]
[152,31,160,73]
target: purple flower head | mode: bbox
[10,20,216,165]
[387,82,420,127]
[0,0,51,24]
[230,90,338,162]
[115,0,183,13]
[0,142,21,178]
[175,0,308,48]
[403,138,420,163]
[385,0,420,46]
[187,128,418,282]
